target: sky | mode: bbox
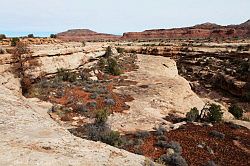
[0,0,249,37]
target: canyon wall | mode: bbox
[122,21,250,40]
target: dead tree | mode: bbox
[12,41,39,94]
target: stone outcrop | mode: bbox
[122,20,250,40]
[57,29,121,42]
[108,55,206,132]
[0,42,108,79]
[0,73,145,166]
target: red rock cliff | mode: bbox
[122,20,250,40]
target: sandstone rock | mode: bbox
[108,55,205,132]
[0,73,145,166]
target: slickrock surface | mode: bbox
[108,55,205,132]
[0,73,145,166]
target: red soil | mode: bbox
[123,123,250,166]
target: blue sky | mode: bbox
[0,0,249,37]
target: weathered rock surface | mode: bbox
[0,42,107,79]
[108,55,205,132]
[0,73,145,166]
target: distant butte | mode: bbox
[56,29,121,42]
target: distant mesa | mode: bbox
[122,20,250,40]
[56,29,121,42]
[57,20,250,41]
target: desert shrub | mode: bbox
[87,123,110,141]
[0,34,6,40]
[135,130,150,139]
[134,145,143,155]
[104,98,116,106]
[156,141,182,154]
[98,58,106,70]
[57,68,77,82]
[134,138,144,145]
[209,130,225,139]
[157,135,167,141]
[11,38,20,46]
[207,104,223,122]
[238,61,249,74]
[206,160,217,166]
[117,47,125,53]
[106,58,122,76]
[50,34,56,38]
[90,92,98,99]
[67,73,77,82]
[229,105,243,119]
[102,130,122,147]
[166,141,182,154]
[76,104,88,113]
[11,41,37,94]
[186,107,199,122]
[160,153,188,166]
[227,122,241,129]
[0,48,5,54]
[242,92,250,102]
[95,109,109,125]
[156,140,168,148]
[104,46,112,58]
[21,76,32,94]
[155,125,167,136]
[86,101,97,108]
[236,45,250,52]
[28,34,34,38]
[81,41,86,47]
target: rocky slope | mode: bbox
[0,41,249,165]
[122,20,250,40]
[0,72,146,166]
[108,55,207,132]
[57,29,121,42]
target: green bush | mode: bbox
[106,58,122,76]
[102,130,122,147]
[229,105,243,119]
[116,47,125,53]
[207,104,223,122]
[135,130,150,139]
[11,38,20,46]
[0,48,5,54]
[186,107,199,122]
[95,109,108,124]
[0,34,6,40]
[28,34,34,38]
[104,46,112,58]
[57,68,77,82]
[209,130,225,139]
[98,58,106,71]
[160,153,188,166]
[50,34,57,38]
